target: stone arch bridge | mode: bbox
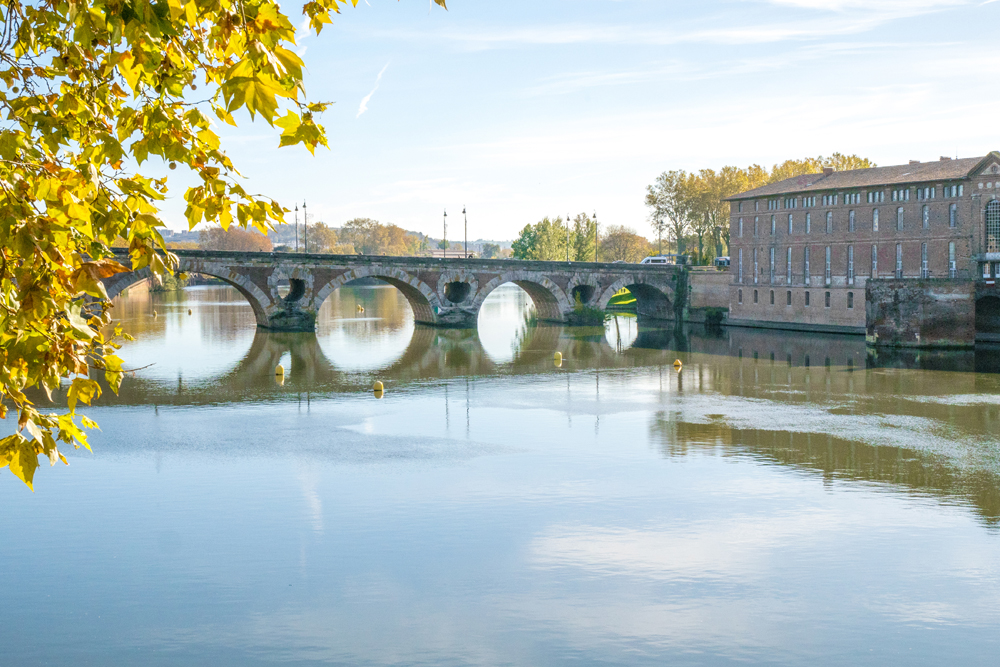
[106,249,684,331]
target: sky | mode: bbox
[160,0,1000,242]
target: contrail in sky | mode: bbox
[357,62,390,119]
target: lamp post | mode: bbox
[593,211,598,262]
[463,206,468,259]
[294,205,299,252]
[302,200,308,253]
[566,213,571,262]
[443,208,447,259]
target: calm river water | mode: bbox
[3,282,1000,666]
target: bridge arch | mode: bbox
[313,266,441,325]
[104,260,272,326]
[472,271,571,322]
[597,277,675,321]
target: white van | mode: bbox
[640,256,670,265]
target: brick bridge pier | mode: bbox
[106,249,684,331]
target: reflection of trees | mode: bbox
[648,412,1000,525]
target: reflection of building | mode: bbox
[726,152,1000,335]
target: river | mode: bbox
[2,282,999,666]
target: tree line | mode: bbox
[645,154,876,263]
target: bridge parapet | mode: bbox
[107,249,683,331]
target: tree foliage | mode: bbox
[511,214,596,262]
[645,154,875,263]
[599,225,651,264]
[199,226,272,252]
[0,0,446,489]
[338,218,425,256]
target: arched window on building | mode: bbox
[826,211,833,233]
[987,200,1000,253]
[897,207,904,231]
[873,208,879,232]
[788,214,793,234]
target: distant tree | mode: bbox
[646,170,692,255]
[599,225,652,263]
[199,227,273,252]
[511,216,576,260]
[437,239,450,250]
[306,222,353,254]
[572,213,596,261]
[481,243,502,259]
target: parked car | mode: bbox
[640,254,689,265]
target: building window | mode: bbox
[896,243,903,278]
[738,248,744,283]
[804,246,811,286]
[754,289,758,304]
[754,217,759,236]
[806,212,812,234]
[873,208,879,232]
[892,188,910,202]
[769,247,775,284]
[822,194,839,206]
[845,193,860,205]
[825,246,831,285]
[949,241,956,278]
[738,288,743,304]
[921,242,929,279]
[784,197,797,209]
[788,214,793,234]
[849,209,856,232]
[867,190,885,203]
[917,187,936,201]
[805,291,810,306]
[755,201,760,212]
[896,207,904,231]
[922,205,930,229]
[872,244,878,277]
[987,201,1000,253]
[949,203,957,228]
[826,211,833,233]
[770,290,775,305]
[738,218,744,238]
[771,215,776,235]
[848,245,854,286]
[803,196,816,207]
[786,290,791,305]
[848,292,854,309]
[786,246,792,284]
[825,291,831,308]
[738,202,743,213]
[753,248,759,284]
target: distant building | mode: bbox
[726,151,1000,333]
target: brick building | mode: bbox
[725,151,1000,333]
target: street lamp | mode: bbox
[593,211,598,262]
[443,208,447,259]
[463,206,468,259]
[566,213,571,262]
[294,205,299,252]
[302,200,308,253]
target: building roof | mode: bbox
[727,152,1000,201]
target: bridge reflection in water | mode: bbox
[90,283,1000,529]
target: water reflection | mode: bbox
[6,281,1000,665]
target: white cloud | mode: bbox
[356,62,390,119]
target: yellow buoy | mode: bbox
[553,351,563,368]
[373,381,384,392]
[188,309,192,315]
[152,310,157,318]
[275,364,285,376]
[673,359,683,370]
[275,374,285,387]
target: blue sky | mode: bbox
[162,0,1000,241]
